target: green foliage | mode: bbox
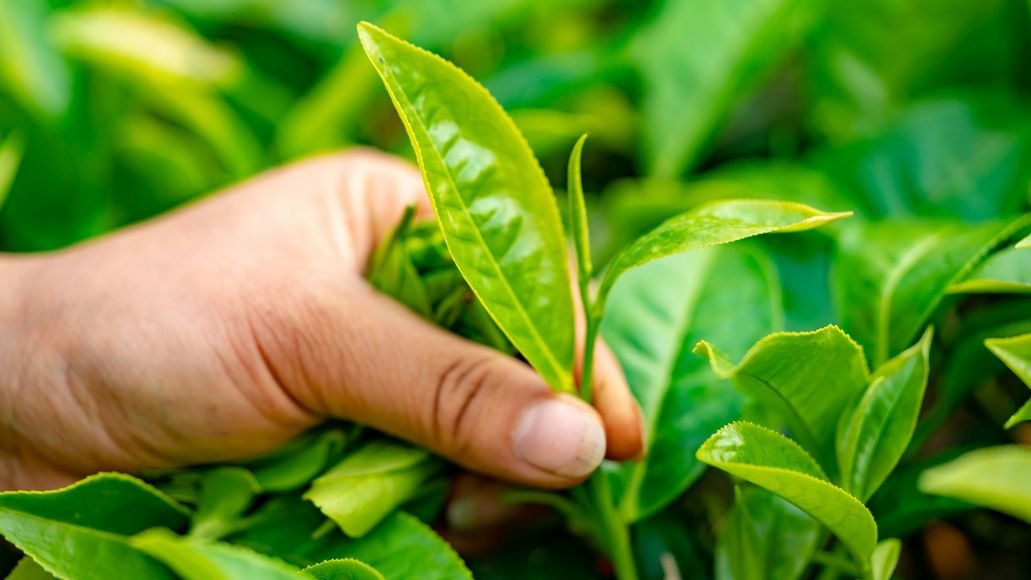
[918,445,1031,523]
[985,333,1031,428]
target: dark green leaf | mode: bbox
[0,131,25,210]
[697,421,878,564]
[0,473,189,579]
[358,22,576,392]
[949,246,1031,294]
[6,558,56,580]
[302,558,384,580]
[335,513,471,580]
[190,467,260,540]
[246,427,349,493]
[603,245,782,522]
[836,328,932,500]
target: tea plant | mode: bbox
[3,18,1031,580]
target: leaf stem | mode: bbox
[589,472,638,580]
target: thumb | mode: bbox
[257,280,606,489]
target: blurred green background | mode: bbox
[1,0,1029,253]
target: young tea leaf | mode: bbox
[567,133,592,281]
[918,445,1031,523]
[694,325,868,472]
[304,441,443,537]
[597,200,849,313]
[358,22,576,392]
[697,422,878,564]
[870,538,901,580]
[246,426,349,493]
[302,558,384,580]
[984,333,1031,428]
[133,528,303,580]
[0,473,189,579]
[190,467,261,540]
[334,512,472,580]
[836,328,933,500]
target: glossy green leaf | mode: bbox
[358,22,575,392]
[834,215,1031,366]
[715,486,821,580]
[302,559,384,580]
[132,528,302,580]
[335,513,472,580]
[870,539,901,580]
[369,206,433,318]
[0,473,188,579]
[0,131,25,210]
[603,245,782,522]
[697,421,878,563]
[695,325,868,470]
[918,445,1031,523]
[0,0,70,119]
[246,427,349,493]
[985,333,1031,428]
[837,328,932,500]
[190,467,260,540]
[631,0,818,176]
[567,134,592,281]
[597,199,850,311]
[304,441,443,537]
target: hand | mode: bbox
[0,150,643,491]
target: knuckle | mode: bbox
[432,354,497,453]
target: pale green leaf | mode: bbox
[190,467,260,540]
[6,557,56,580]
[985,333,1031,428]
[918,445,1031,523]
[834,215,1031,366]
[604,245,782,522]
[597,199,850,310]
[0,473,188,579]
[567,133,592,281]
[949,246,1031,294]
[697,421,878,563]
[304,441,442,537]
[1017,233,1031,249]
[358,22,575,392]
[837,328,932,500]
[871,538,901,580]
[302,558,384,580]
[694,325,868,470]
[132,528,303,580]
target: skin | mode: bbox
[0,150,643,492]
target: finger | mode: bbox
[251,281,607,489]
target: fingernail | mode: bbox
[513,395,606,478]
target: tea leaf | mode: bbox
[0,473,189,579]
[246,427,349,493]
[191,467,261,540]
[715,486,821,580]
[0,130,25,210]
[984,333,1031,428]
[949,245,1031,294]
[335,512,472,580]
[597,199,850,311]
[604,246,782,522]
[133,528,303,580]
[567,134,592,281]
[304,441,443,537]
[834,215,1031,366]
[6,557,56,580]
[697,421,878,563]
[695,325,868,471]
[358,22,575,392]
[302,558,384,580]
[870,539,901,580]
[836,328,932,500]
[918,445,1031,523]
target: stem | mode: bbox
[580,314,600,403]
[589,472,638,580]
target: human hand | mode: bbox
[0,150,643,491]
